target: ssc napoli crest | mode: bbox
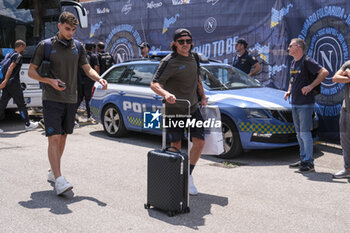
[105,24,142,63]
[299,6,350,117]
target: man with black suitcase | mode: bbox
[150,28,207,195]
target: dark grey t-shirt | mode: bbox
[31,36,88,103]
[152,52,199,114]
[340,61,350,111]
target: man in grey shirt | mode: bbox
[151,28,207,195]
[28,12,108,195]
[332,61,350,179]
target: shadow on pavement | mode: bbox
[89,130,160,149]
[201,142,344,168]
[299,171,350,184]
[146,192,228,230]
[18,190,107,215]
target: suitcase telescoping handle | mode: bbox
[161,98,191,153]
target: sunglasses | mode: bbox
[177,39,192,45]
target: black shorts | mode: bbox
[167,107,205,142]
[43,100,77,137]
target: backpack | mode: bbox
[38,38,82,87]
[42,38,82,62]
[0,52,16,81]
[302,56,321,96]
[98,52,114,74]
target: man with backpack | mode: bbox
[150,28,207,195]
[28,12,108,195]
[284,38,328,173]
[0,40,38,133]
[97,42,115,75]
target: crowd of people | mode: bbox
[0,11,349,197]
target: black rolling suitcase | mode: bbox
[144,99,191,217]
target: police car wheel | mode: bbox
[218,116,242,158]
[102,104,127,137]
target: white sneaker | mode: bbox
[55,176,73,195]
[0,128,3,133]
[47,169,55,183]
[75,114,80,122]
[74,121,80,128]
[189,175,198,196]
[38,120,45,130]
[25,121,39,130]
[87,116,95,122]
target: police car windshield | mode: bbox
[201,65,261,90]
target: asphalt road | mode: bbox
[0,113,349,233]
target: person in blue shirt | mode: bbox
[284,38,329,173]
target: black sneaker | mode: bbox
[289,160,302,168]
[296,163,315,173]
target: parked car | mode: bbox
[90,52,318,158]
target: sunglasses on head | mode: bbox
[177,39,192,45]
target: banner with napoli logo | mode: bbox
[75,0,350,140]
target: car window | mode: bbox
[200,67,227,90]
[103,66,127,83]
[123,64,158,86]
[201,65,261,90]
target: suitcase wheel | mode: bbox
[144,204,151,209]
[184,207,190,213]
[167,211,175,217]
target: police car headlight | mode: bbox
[244,108,269,119]
[253,132,273,138]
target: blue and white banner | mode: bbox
[75,0,350,140]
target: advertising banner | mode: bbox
[74,0,350,140]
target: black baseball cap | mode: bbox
[138,42,150,49]
[173,28,192,41]
[236,38,248,47]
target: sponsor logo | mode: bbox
[97,8,110,14]
[72,48,78,55]
[270,4,293,28]
[207,0,220,6]
[172,0,190,5]
[90,21,103,38]
[162,14,180,34]
[147,1,162,9]
[122,0,132,15]
[299,5,350,117]
[204,17,217,33]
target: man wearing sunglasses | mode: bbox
[151,28,207,196]
[284,38,328,173]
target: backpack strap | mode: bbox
[43,38,52,61]
[43,38,82,61]
[74,39,82,56]
[192,51,200,69]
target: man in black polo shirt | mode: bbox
[232,38,261,76]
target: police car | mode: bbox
[90,52,318,158]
